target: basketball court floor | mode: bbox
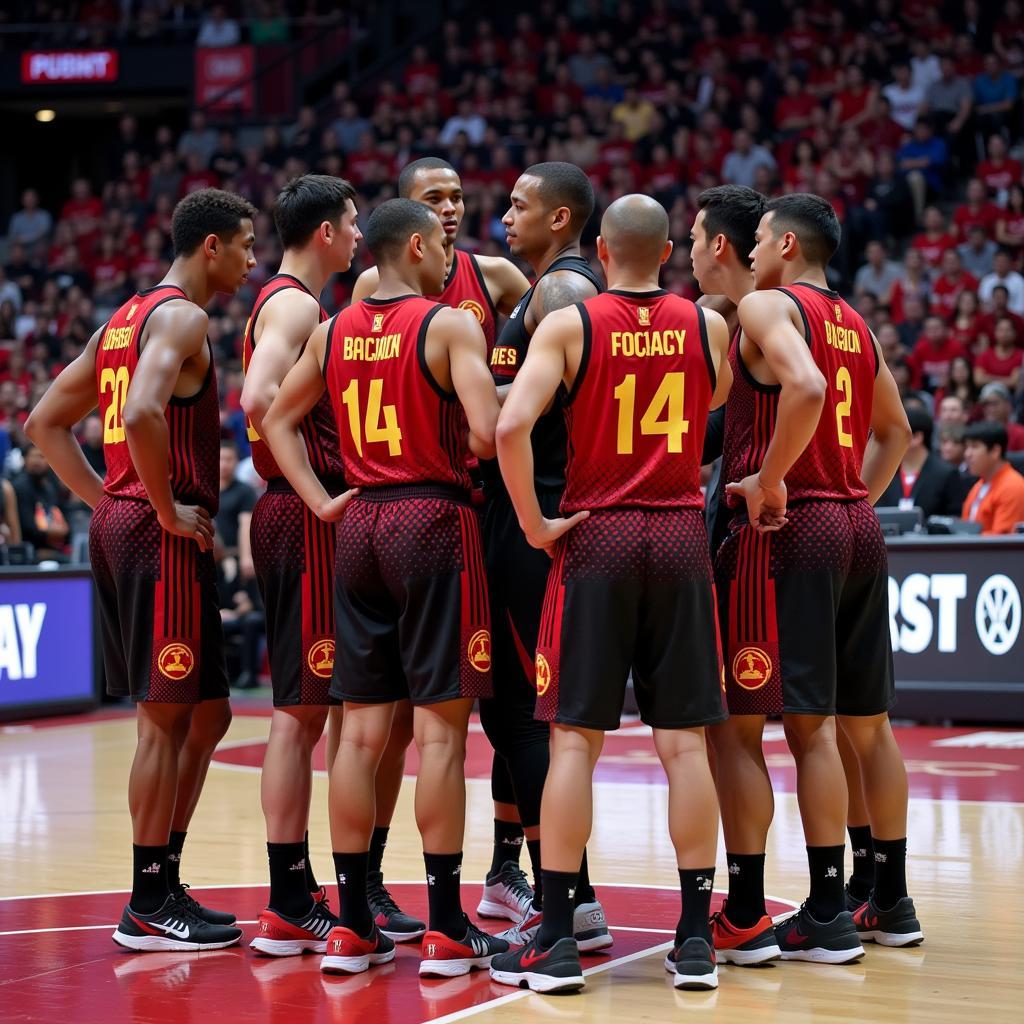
[3,703,1023,1022]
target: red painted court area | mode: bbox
[0,885,794,1024]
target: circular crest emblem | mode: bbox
[157,643,194,680]
[731,646,772,690]
[308,639,335,679]
[458,299,486,324]
[468,629,491,672]
[535,652,551,695]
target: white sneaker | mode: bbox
[477,862,535,923]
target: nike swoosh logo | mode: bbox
[154,920,190,939]
[785,926,808,946]
[521,946,550,968]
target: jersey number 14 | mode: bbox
[613,372,689,455]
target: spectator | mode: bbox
[973,53,1018,137]
[0,478,20,546]
[891,250,932,325]
[962,422,1024,533]
[331,100,372,153]
[979,250,1024,314]
[7,189,52,257]
[923,54,974,165]
[147,149,182,203]
[911,206,958,269]
[976,134,1022,202]
[854,240,902,307]
[897,119,950,215]
[862,150,916,240]
[210,130,244,181]
[977,381,1024,451]
[979,284,1024,342]
[976,317,1024,391]
[611,87,656,142]
[996,184,1024,258]
[876,405,970,516]
[935,354,980,412]
[439,98,487,146]
[950,289,984,352]
[937,422,970,472]
[721,130,776,189]
[79,414,104,476]
[931,249,979,319]
[176,111,218,167]
[883,62,926,132]
[196,5,241,48]
[937,392,972,430]
[215,438,255,579]
[908,314,969,392]
[214,531,263,690]
[890,357,934,412]
[11,444,69,561]
[953,178,1002,238]
[958,224,999,279]
[910,38,943,94]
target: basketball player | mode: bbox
[718,194,920,961]
[480,161,610,949]
[26,188,256,950]
[262,199,509,977]
[353,157,536,920]
[488,195,731,993]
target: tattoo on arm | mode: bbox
[534,272,597,321]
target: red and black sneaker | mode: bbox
[489,936,585,994]
[845,884,870,915]
[774,904,864,964]
[311,885,331,911]
[367,870,426,942]
[112,892,242,952]
[664,936,719,990]
[320,924,396,974]
[175,883,236,926]
[711,904,781,965]
[250,900,339,956]
[419,917,510,977]
[853,895,924,947]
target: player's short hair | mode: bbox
[364,198,440,264]
[696,185,766,269]
[764,193,841,266]
[905,404,933,449]
[398,157,456,198]
[171,188,256,257]
[521,161,595,234]
[964,421,1008,458]
[273,174,356,250]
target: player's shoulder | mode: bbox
[737,288,794,320]
[533,267,600,314]
[149,295,209,332]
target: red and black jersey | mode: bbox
[242,274,343,483]
[97,284,220,513]
[722,282,876,506]
[323,295,472,490]
[428,249,498,354]
[561,290,716,513]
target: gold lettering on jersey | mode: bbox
[638,306,651,326]
[343,334,402,362]
[126,303,139,321]
[823,320,862,354]
[101,324,137,351]
[491,345,517,367]
[610,330,686,358]
[372,313,385,332]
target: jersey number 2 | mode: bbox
[341,378,403,456]
[613,372,689,455]
[835,366,853,449]
[100,366,130,445]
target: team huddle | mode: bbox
[26,157,923,996]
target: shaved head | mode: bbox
[600,194,670,266]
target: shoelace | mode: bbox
[502,865,534,907]
[366,873,401,916]
[167,889,208,928]
[174,884,204,916]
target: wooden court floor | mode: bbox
[2,704,1023,1022]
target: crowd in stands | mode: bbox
[3,0,1024,608]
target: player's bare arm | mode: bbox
[524,268,598,333]
[702,306,733,411]
[239,288,322,434]
[477,254,531,316]
[263,320,359,522]
[496,305,589,555]
[861,336,913,504]
[726,289,826,529]
[350,265,380,303]
[24,327,106,509]
[122,301,214,550]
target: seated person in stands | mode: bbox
[962,422,1024,534]
[876,405,970,516]
[11,444,69,561]
[214,531,264,691]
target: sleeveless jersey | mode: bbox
[722,282,877,505]
[97,284,220,512]
[486,254,603,494]
[241,274,343,483]
[323,295,472,490]
[428,249,498,353]
[561,290,716,513]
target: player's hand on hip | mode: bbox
[160,502,214,551]
[525,511,590,557]
[725,475,788,533]
[317,487,360,522]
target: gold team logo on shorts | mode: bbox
[834,303,843,323]
[535,652,551,696]
[372,313,385,332]
[308,639,335,678]
[638,306,651,326]
[468,629,491,672]
[732,647,772,690]
[157,643,194,680]
[458,299,486,325]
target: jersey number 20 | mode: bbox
[100,366,130,445]
[613,372,689,455]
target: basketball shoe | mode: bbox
[320,924,396,974]
[489,936,585,993]
[774,904,864,964]
[853,895,924,947]
[664,937,719,990]
[477,862,535,923]
[250,900,339,956]
[711,903,781,965]
[496,899,613,952]
[419,916,510,977]
[366,870,426,941]
[174,883,236,926]
[112,892,242,952]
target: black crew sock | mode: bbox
[167,830,187,890]
[526,839,543,909]
[575,849,596,906]
[847,825,874,902]
[424,852,466,936]
[806,845,846,922]
[489,820,524,877]
[131,844,170,914]
[872,837,909,910]
[677,868,715,944]
[303,831,319,893]
[536,869,578,948]
[368,826,390,877]
[268,842,314,918]
[333,851,372,934]
[724,852,767,927]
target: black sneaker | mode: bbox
[844,883,871,915]
[775,904,864,964]
[664,936,718,990]
[366,870,426,941]
[113,893,242,951]
[175,883,236,926]
[853,895,924,947]
[490,936,585,993]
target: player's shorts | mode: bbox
[534,508,727,732]
[89,495,228,704]
[251,478,340,708]
[330,484,493,706]
[715,498,895,717]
